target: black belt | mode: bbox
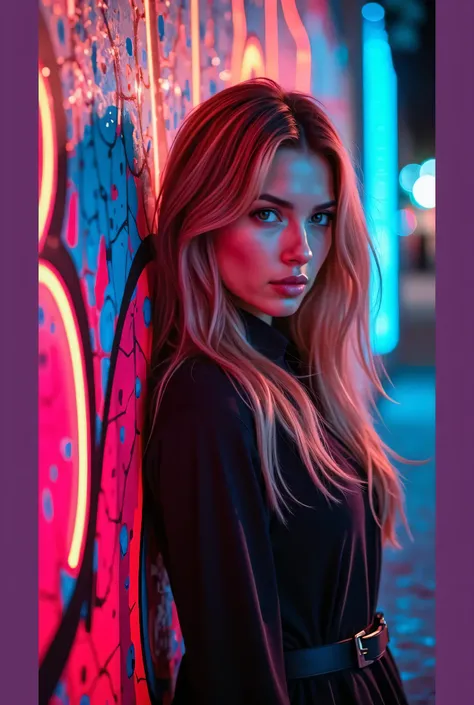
[284,613,389,680]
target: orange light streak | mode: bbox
[38,68,57,250]
[144,0,162,198]
[241,37,266,81]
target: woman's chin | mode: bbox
[248,298,303,320]
[267,298,304,318]
[232,293,304,321]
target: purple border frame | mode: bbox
[436,1,474,704]
[1,1,473,704]
[0,0,38,703]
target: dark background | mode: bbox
[384,0,435,162]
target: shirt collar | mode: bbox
[238,308,291,364]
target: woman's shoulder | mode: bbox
[154,354,251,425]
[160,354,236,396]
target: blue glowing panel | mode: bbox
[363,19,399,356]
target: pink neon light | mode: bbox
[231,0,247,85]
[265,0,279,82]
[280,0,312,91]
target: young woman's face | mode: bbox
[213,147,335,323]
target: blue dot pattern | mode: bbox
[127,643,136,678]
[42,488,54,522]
[120,524,129,558]
[143,297,152,327]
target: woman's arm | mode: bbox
[147,358,290,705]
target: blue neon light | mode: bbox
[362,3,385,23]
[362,16,399,356]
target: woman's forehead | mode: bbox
[259,148,334,201]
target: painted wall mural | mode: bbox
[38,1,354,703]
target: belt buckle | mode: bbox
[354,614,387,669]
[354,629,374,669]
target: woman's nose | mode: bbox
[282,224,313,265]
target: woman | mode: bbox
[143,78,409,705]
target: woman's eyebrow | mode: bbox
[257,193,337,211]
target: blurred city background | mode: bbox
[374,3,435,705]
[38,1,435,703]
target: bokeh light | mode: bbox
[399,163,421,193]
[362,3,385,22]
[420,158,436,178]
[412,174,436,209]
[398,208,418,236]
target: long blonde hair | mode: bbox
[148,78,406,547]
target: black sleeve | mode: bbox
[148,358,290,705]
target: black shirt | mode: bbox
[144,309,408,705]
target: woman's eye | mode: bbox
[250,209,334,227]
[251,209,280,223]
[311,212,334,227]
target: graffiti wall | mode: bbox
[38,1,354,703]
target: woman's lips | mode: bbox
[270,282,307,298]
